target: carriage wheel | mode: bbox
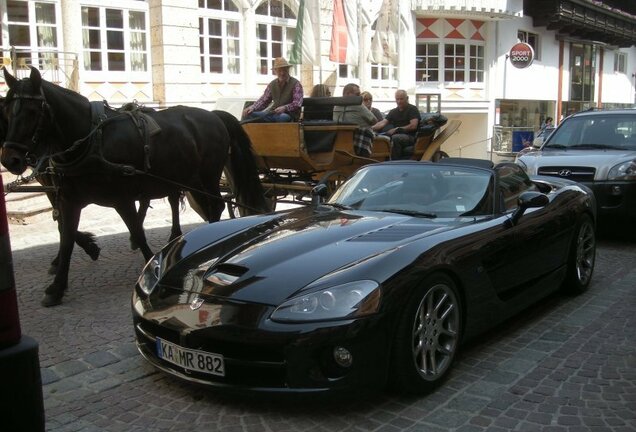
[318,170,348,197]
[431,151,449,162]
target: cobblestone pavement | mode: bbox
[6,200,636,432]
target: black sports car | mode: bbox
[132,158,597,394]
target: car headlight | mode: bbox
[608,160,636,181]
[137,254,162,295]
[270,280,381,323]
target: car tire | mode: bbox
[562,214,596,295]
[391,273,462,394]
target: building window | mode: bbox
[81,4,149,74]
[6,0,60,68]
[338,64,358,80]
[517,30,540,61]
[444,44,465,82]
[469,44,484,83]
[254,0,296,76]
[615,52,626,73]
[415,43,439,82]
[199,0,241,76]
[369,17,398,87]
[370,63,397,82]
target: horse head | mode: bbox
[1,66,48,175]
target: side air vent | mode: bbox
[205,263,248,286]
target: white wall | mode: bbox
[601,48,636,105]
[492,16,561,101]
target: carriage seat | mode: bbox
[405,113,448,159]
[301,95,363,123]
[301,96,362,153]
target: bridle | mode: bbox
[2,86,52,168]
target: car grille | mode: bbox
[537,166,596,182]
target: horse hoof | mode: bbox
[41,293,63,307]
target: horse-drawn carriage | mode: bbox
[238,96,461,211]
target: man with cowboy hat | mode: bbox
[242,57,304,122]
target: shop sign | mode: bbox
[509,42,534,69]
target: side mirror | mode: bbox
[508,191,549,226]
[311,183,329,206]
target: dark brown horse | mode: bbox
[1,95,101,271]
[1,67,269,306]
[0,97,174,274]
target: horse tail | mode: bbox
[212,110,270,215]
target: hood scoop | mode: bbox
[348,225,429,242]
[204,263,248,287]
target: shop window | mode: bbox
[254,0,296,76]
[517,30,540,61]
[199,0,241,76]
[415,43,439,82]
[614,52,626,73]
[569,43,596,102]
[81,3,149,74]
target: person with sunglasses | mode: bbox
[361,91,384,122]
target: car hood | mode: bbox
[159,206,465,305]
[518,148,636,175]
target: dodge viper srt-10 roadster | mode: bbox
[132,158,596,394]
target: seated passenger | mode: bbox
[361,91,384,122]
[310,84,331,97]
[371,89,420,160]
[303,84,333,121]
[242,57,303,122]
[333,83,377,157]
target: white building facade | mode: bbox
[1,0,635,159]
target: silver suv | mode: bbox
[516,109,636,224]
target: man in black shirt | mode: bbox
[372,89,420,159]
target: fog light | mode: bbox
[610,185,622,196]
[333,346,353,368]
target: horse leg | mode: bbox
[42,202,81,307]
[45,188,100,273]
[75,230,100,261]
[130,199,151,250]
[167,193,182,242]
[49,229,100,275]
[115,202,154,261]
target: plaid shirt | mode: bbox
[353,127,375,157]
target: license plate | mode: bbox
[156,337,225,377]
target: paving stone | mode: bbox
[84,351,119,368]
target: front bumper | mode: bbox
[132,285,390,393]
[582,180,636,221]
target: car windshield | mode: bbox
[544,113,636,150]
[328,164,494,218]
